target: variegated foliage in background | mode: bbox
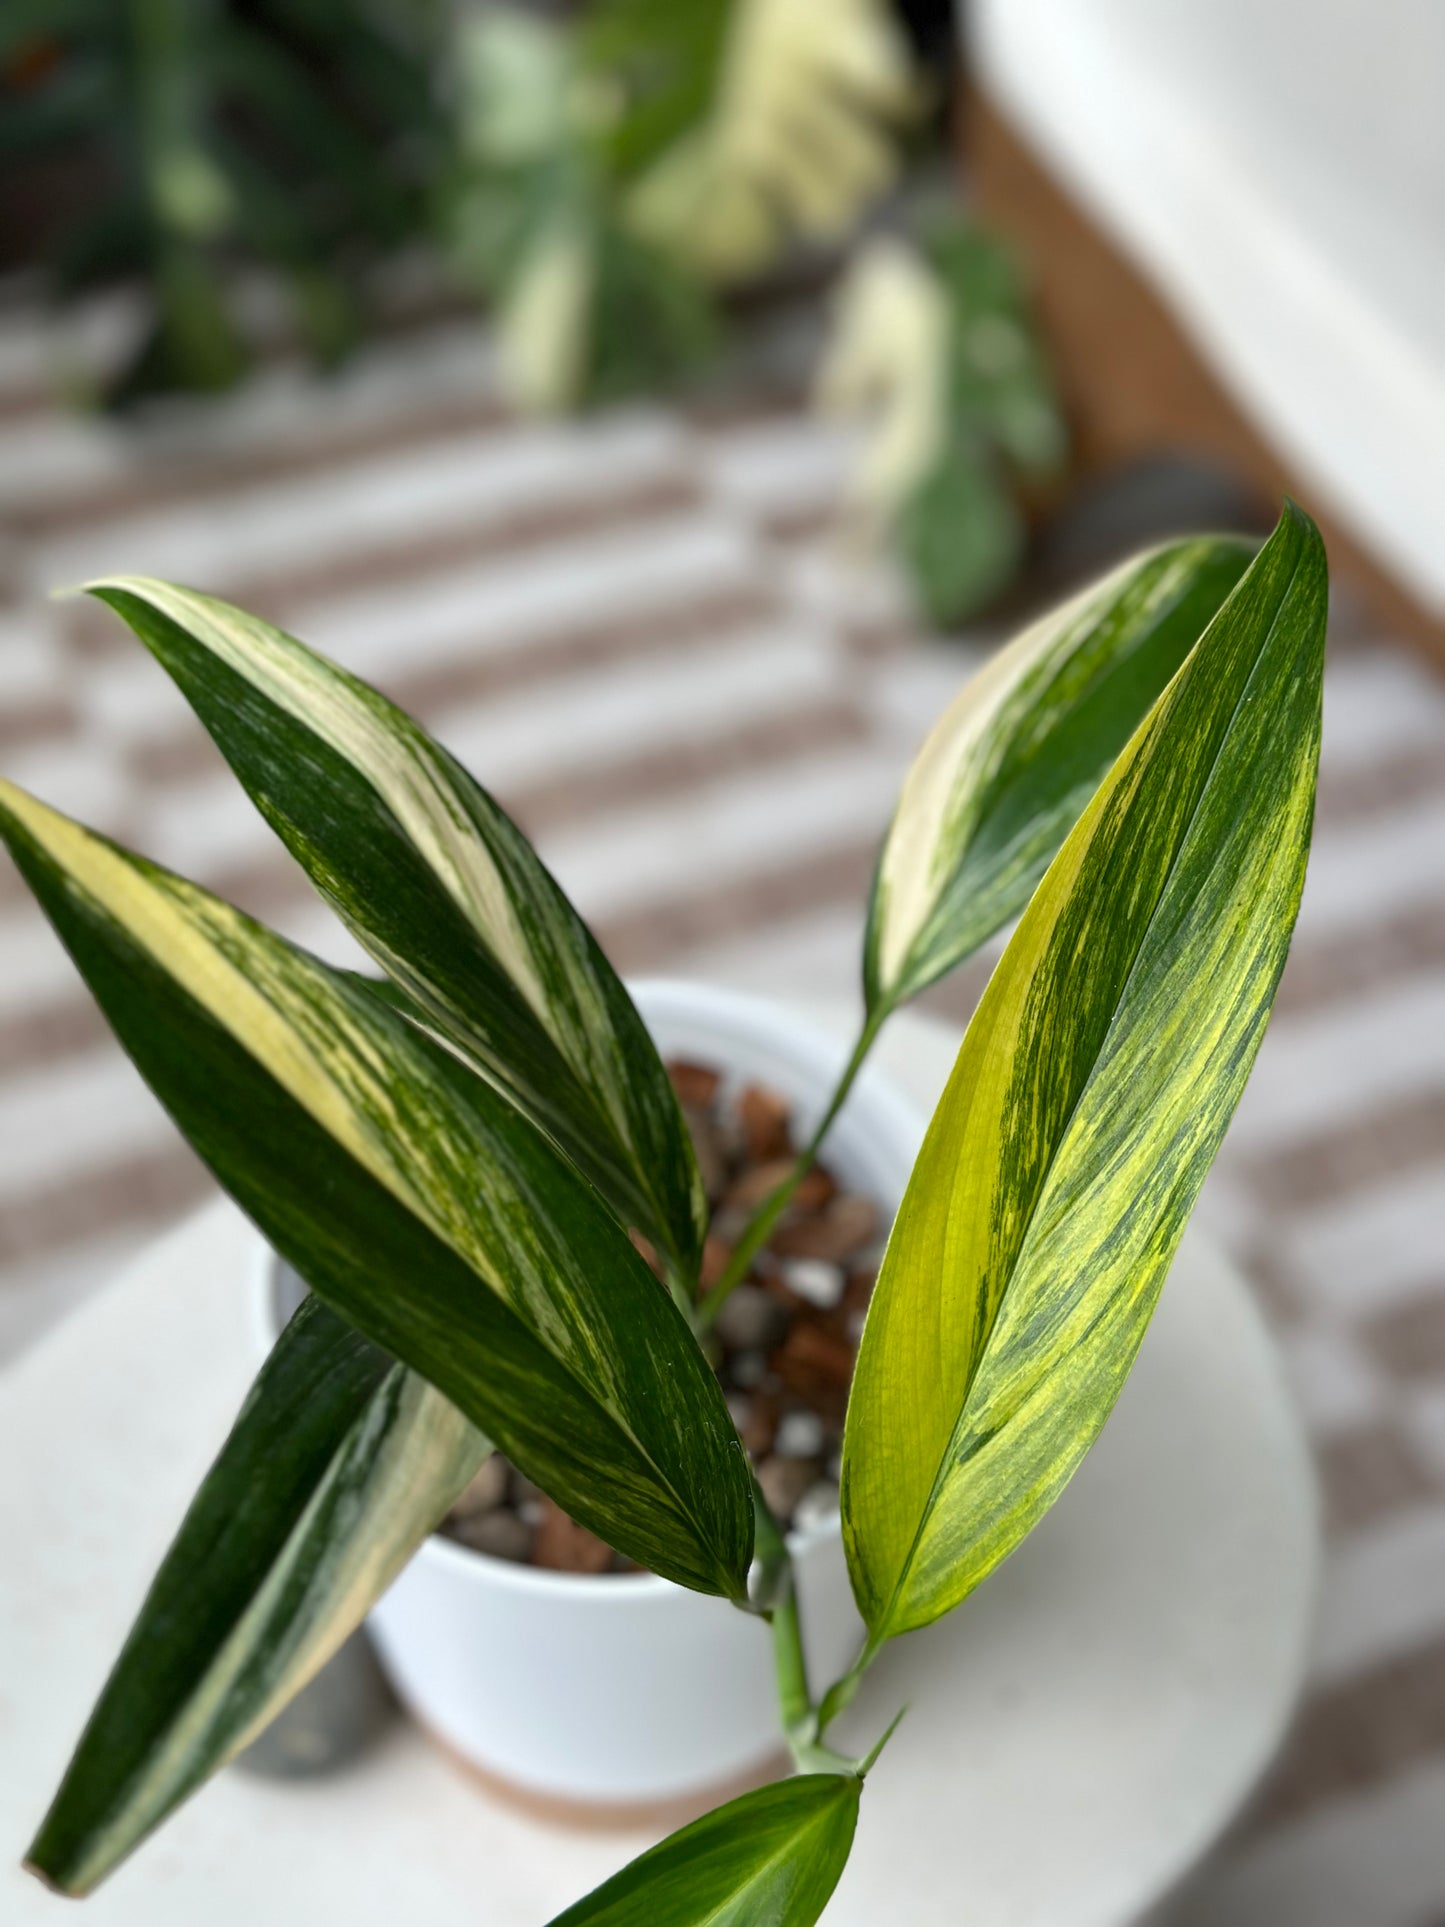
[864,532,1256,1017]
[817,223,1070,626]
[0,780,752,1605]
[627,0,918,285]
[447,5,718,414]
[816,237,953,539]
[85,576,708,1290]
[27,1300,488,1897]
[843,505,1327,1641]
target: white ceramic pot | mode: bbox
[253,980,925,1811]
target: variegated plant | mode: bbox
[7,505,1326,1924]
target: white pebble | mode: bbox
[775,1409,826,1459]
[783,1258,846,1309]
[794,1480,840,1534]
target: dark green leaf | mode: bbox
[0,785,753,1600]
[27,1299,486,1896]
[549,1775,860,1926]
[84,579,708,1284]
[898,443,1024,627]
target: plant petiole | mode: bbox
[696,1008,884,1334]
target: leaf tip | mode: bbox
[859,1703,909,1777]
[22,1850,79,1900]
[1274,495,1325,560]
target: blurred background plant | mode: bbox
[0,0,446,405]
[0,0,1064,623]
[818,220,1067,624]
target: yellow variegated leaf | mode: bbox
[82,576,707,1286]
[0,779,752,1605]
[865,534,1255,1012]
[627,0,917,284]
[842,505,1326,1640]
[27,1301,486,1896]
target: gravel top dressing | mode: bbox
[438,1057,883,1574]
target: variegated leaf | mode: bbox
[0,783,753,1600]
[83,576,706,1284]
[27,1299,486,1897]
[548,1774,860,1926]
[864,534,1254,1013]
[627,0,917,285]
[843,505,1326,1640]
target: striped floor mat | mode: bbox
[2,298,1443,1926]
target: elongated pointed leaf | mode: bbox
[0,785,752,1599]
[549,1774,860,1926]
[843,506,1325,1640]
[864,534,1254,1013]
[83,576,706,1281]
[27,1300,486,1897]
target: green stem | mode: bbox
[750,1480,812,1738]
[815,1634,884,1738]
[697,1009,883,1335]
[726,1009,902,1774]
[759,1505,856,1772]
[771,1583,813,1739]
[754,1475,895,1777]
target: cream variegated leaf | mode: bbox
[82,576,706,1285]
[627,0,917,285]
[864,534,1255,1013]
[0,779,752,1606]
[457,3,573,168]
[815,235,952,537]
[842,505,1326,1640]
[27,1300,486,1897]
[495,210,596,413]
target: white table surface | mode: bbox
[0,1007,1318,1925]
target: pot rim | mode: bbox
[248,977,925,1603]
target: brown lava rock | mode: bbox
[737,1083,792,1162]
[772,1194,878,1261]
[437,1057,883,1572]
[534,1500,614,1575]
[667,1059,721,1109]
